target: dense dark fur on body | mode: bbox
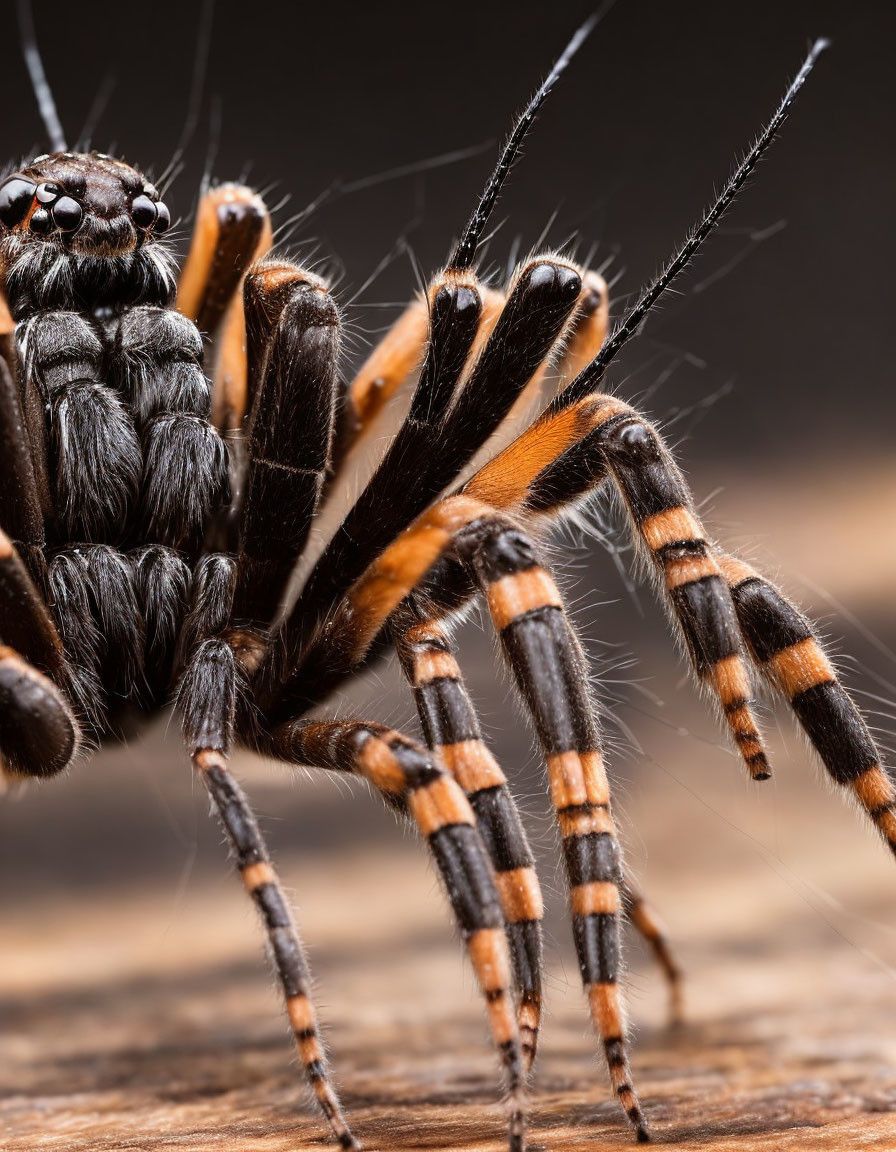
[0,24,888,1152]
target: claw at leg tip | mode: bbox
[508,1106,526,1152]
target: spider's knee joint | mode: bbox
[599,415,661,466]
[459,520,540,583]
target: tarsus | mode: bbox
[449,2,618,270]
[554,38,830,411]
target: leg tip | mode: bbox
[508,1105,527,1152]
[747,752,772,781]
[636,1125,651,1143]
[338,1133,362,1151]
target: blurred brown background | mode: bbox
[2,0,896,1147]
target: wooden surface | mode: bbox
[5,727,896,1152]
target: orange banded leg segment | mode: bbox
[596,407,771,781]
[460,520,649,1142]
[270,718,526,1152]
[177,183,272,430]
[344,295,429,441]
[557,270,610,384]
[718,554,896,855]
[393,607,545,1071]
[621,875,684,1026]
[193,747,359,1151]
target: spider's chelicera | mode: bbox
[0,20,887,1152]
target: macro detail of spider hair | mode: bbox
[0,10,888,1151]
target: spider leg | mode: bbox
[620,873,684,1026]
[193,745,360,1151]
[177,604,359,1150]
[0,527,78,776]
[272,496,646,1138]
[392,601,545,1071]
[0,641,78,779]
[457,517,649,1141]
[339,294,430,451]
[504,269,608,429]
[228,261,339,630]
[269,717,527,1152]
[107,304,229,553]
[0,353,44,572]
[17,310,141,542]
[463,396,773,782]
[0,525,64,675]
[276,9,605,668]
[270,257,587,701]
[717,553,896,855]
[177,183,272,430]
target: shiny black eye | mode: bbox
[29,208,52,235]
[154,202,171,232]
[0,178,36,228]
[131,195,157,228]
[35,182,61,204]
[52,196,83,232]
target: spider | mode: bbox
[0,6,890,1150]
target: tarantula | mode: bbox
[0,12,889,1151]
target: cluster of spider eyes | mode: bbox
[0,176,171,236]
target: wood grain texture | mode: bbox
[4,730,896,1152]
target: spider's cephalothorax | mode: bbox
[1,23,891,1152]
[0,151,176,318]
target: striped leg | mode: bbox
[269,718,527,1152]
[392,605,545,1071]
[621,874,684,1026]
[464,396,772,783]
[460,520,648,1142]
[718,554,896,855]
[193,747,359,1151]
[596,406,771,782]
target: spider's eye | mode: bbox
[52,196,83,232]
[28,208,52,235]
[35,182,61,204]
[132,194,157,228]
[154,202,171,232]
[0,178,37,228]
